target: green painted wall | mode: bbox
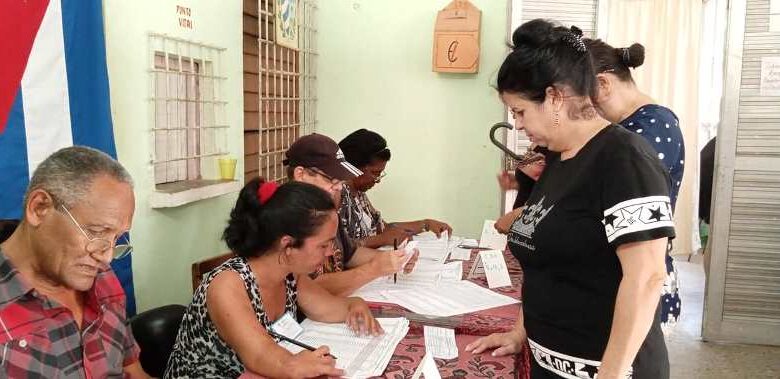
[103,0,243,311]
[317,0,507,237]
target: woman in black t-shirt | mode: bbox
[465,20,673,379]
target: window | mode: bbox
[244,0,318,183]
[148,34,238,207]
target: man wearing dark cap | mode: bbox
[285,134,417,296]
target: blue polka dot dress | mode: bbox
[621,104,685,328]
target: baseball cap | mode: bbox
[284,134,363,180]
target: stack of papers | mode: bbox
[378,280,518,317]
[279,318,410,378]
[414,231,450,262]
[424,326,458,359]
[352,261,462,302]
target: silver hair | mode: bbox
[23,146,134,208]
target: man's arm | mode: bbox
[314,247,414,297]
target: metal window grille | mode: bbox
[255,0,318,183]
[148,34,228,185]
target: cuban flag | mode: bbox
[0,0,136,315]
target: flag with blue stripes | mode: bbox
[0,0,136,316]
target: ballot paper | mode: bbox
[279,318,410,379]
[351,261,462,302]
[424,326,458,359]
[449,237,477,260]
[414,231,450,262]
[379,280,519,317]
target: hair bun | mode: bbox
[511,19,558,50]
[621,43,645,68]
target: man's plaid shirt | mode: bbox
[0,248,139,378]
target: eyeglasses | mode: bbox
[370,171,386,183]
[59,204,130,260]
[306,167,341,185]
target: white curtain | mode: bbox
[603,0,703,255]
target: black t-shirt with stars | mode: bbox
[508,125,674,379]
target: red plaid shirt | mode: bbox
[0,248,140,378]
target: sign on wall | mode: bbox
[432,0,481,74]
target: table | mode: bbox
[369,249,531,379]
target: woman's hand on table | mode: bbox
[345,298,384,336]
[464,328,527,357]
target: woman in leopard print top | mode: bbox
[164,179,382,379]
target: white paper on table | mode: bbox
[479,220,507,250]
[424,326,458,359]
[413,231,438,241]
[380,280,519,317]
[350,277,422,302]
[440,261,463,281]
[449,238,476,260]
[411,352,442,379]
[414,233,450,262]
[479,250,512,288]
[279,318,410,379]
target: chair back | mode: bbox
[129,304,187,377]
[191,252,235,291]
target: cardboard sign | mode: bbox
[432,0,481,73]
[467,250,512,288]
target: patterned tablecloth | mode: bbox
[240,250,530,379]
[369,249,531,379]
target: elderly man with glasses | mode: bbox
[284,134,418,297]
[0,146,149,378]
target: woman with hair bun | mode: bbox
[585,38,685,330]
[165,178,381,379]
[466,19,672,379]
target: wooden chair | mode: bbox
[191,252,235,292]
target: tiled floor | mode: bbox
[667,256,780,378]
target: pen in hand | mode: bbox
[393,238,398,284]
[267,330,337,359]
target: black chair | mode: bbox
[129,304,187,377]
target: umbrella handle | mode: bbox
[489,122,524,161]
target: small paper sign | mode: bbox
[479,250,512,288]
[412,352,442,379]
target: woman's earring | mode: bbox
[553,111,560,128]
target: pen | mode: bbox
[393,238,398,284]
[267,330,337,359]
[457,244,492,251]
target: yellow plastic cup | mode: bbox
[218,158,237,180]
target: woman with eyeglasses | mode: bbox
[337,129,453,248]
[165,178,382,379]
[465,20,673,378]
